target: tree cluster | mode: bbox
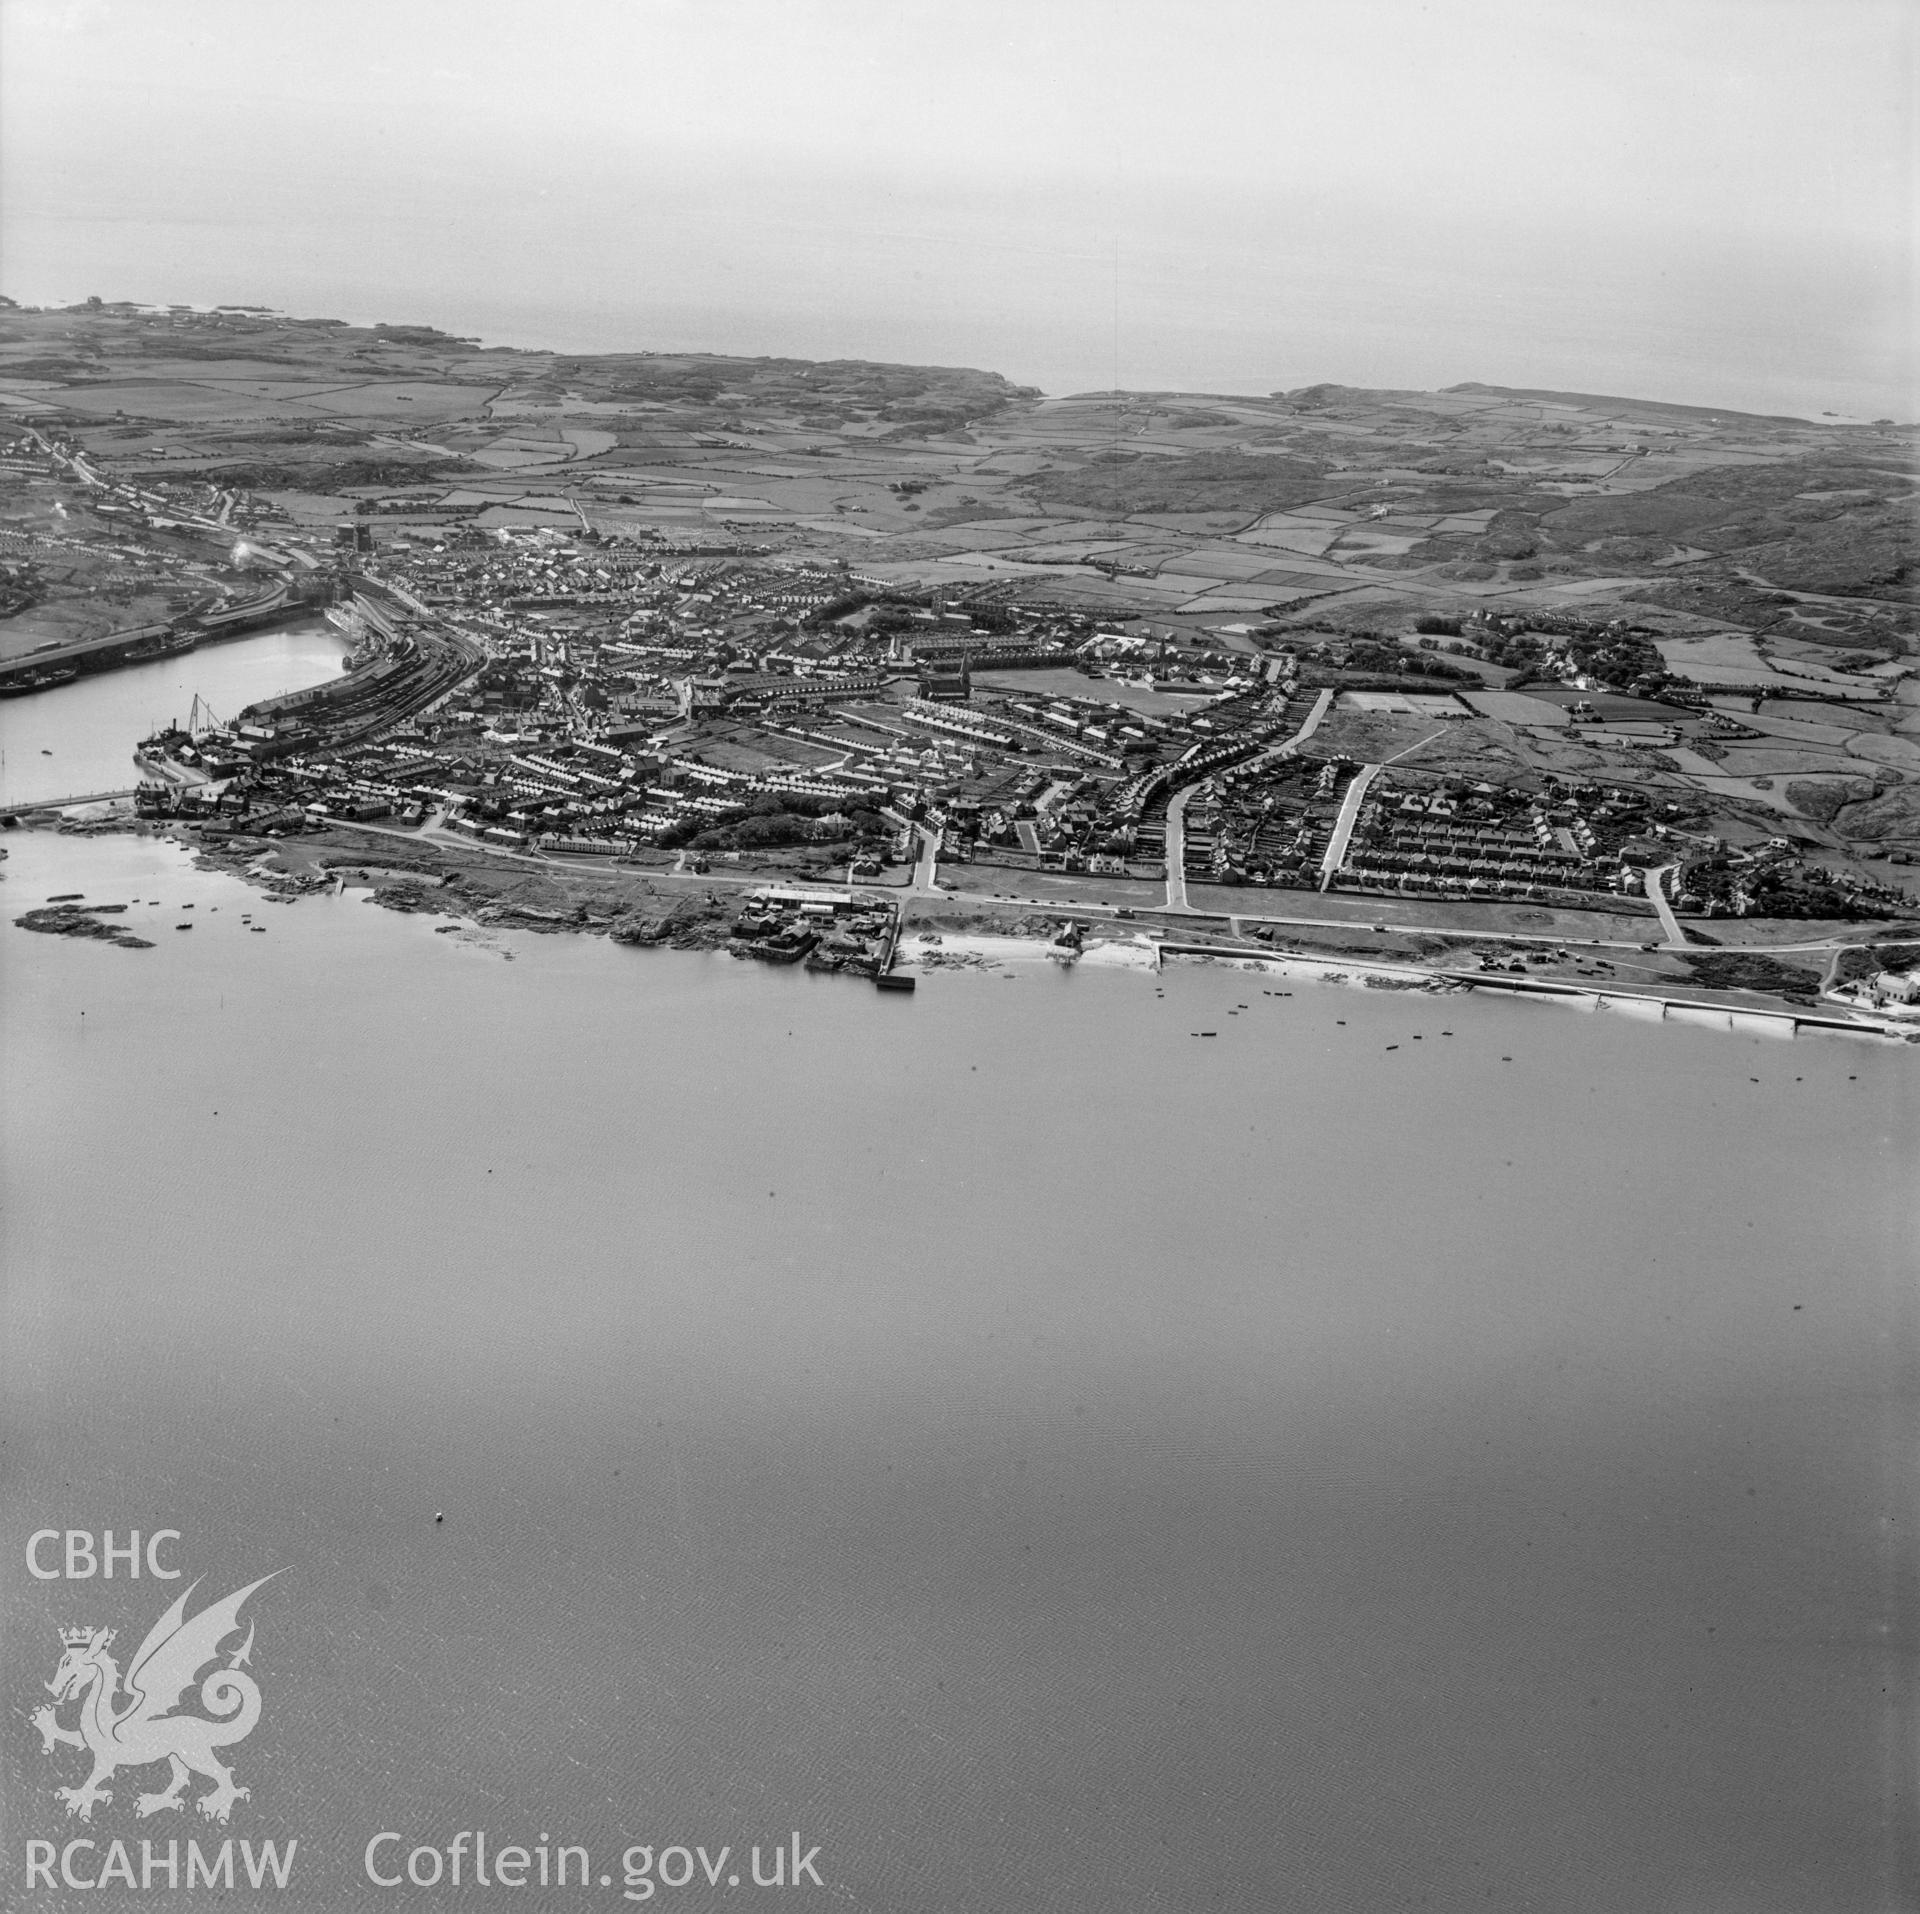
[657,791,888,853]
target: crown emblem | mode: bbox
[37,1575,277,1827]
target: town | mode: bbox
[3,299,1917,1019]
[107,532,1912,933]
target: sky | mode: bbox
[2,0,1914,415]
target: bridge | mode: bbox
[4,788,141,813]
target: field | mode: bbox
[6,311,1906,640]
[2,299,1916,871]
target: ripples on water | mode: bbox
[3,833,1914,1911]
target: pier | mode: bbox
[3,788,141,813]
[0,581,301,696]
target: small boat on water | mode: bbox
[875,973,916,992]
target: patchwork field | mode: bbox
[1,300,1913,872]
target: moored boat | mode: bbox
[0,665,80,697]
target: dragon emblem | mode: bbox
[32,1573,281,1824]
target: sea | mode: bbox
[2,647,1917,1911]
[5,194,1913,422]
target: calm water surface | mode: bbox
[0,620,348,811]
[3,831,1915,1911]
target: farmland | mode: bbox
[3,296,1918,956]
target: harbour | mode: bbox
[2,12,1913,1901]
[0,579,301,694]
[0,618,350,813]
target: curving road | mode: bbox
[1162,689,1334,914]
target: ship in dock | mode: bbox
[0,577,304,698]
[120,627,197,663]
[0,665,79,697]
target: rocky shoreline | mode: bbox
[10,811,1918,1039]
[12,900,155,949]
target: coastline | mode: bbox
[10,805,1917,1043]
[10,801,1910,1914]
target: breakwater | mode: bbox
[1153,937,1907,1040]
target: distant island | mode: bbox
[3,296,1917,1033]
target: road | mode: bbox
[911,825,941,895]
[1162,787,1193,911]
[1255,686,1334,767]
[1160,688,1332,913]
[1310,726,1450,894]
[196,814,1910,964]
[1643,864,1687,948]
[1319,763,1382,890]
